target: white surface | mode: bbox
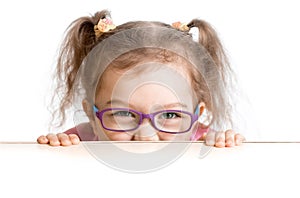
[0,0,300,141]
[0,142,299,197]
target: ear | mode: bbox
[82,99,95,121]
[82,99,110,141]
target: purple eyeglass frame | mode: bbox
[93,105,199,134]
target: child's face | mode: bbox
[93,63,199,141]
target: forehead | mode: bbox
[96,62,195,109]
[100,61,192,89]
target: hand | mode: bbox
[37,133,80,146]
[203,129,245,148]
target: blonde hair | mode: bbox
[51,10,234,131]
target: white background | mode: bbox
[0,0,299,141]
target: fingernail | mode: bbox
[226,139,233,145]
[236,139,242,145]
[206,140,214,146]
[63,140,71,145]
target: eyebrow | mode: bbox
[162,103,188,109]
[104,100,136,109]
[104,100,187,109]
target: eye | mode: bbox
[160,112,180,119]
[112,111,135,118]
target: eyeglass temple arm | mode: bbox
[93,105,99,113]
[194,104,199,115]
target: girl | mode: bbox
[37,10,245,147]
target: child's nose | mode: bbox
[133,122,159,141]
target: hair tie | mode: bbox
[94,16,116,38]
[171,21,190,31]
[172,21,199,42]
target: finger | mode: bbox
[215,132,225,148]
[57,133,72,146]
[205,131,216,146]
[69,134,80,145]
[37,135,49,144]
[46,133,60,146]
[235,134,246,146]
[225,130,235,147]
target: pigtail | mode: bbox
[187,19,234,130]
[187,19,230,76]
[51,10,110,128]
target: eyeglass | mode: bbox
[93,105,199,134]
